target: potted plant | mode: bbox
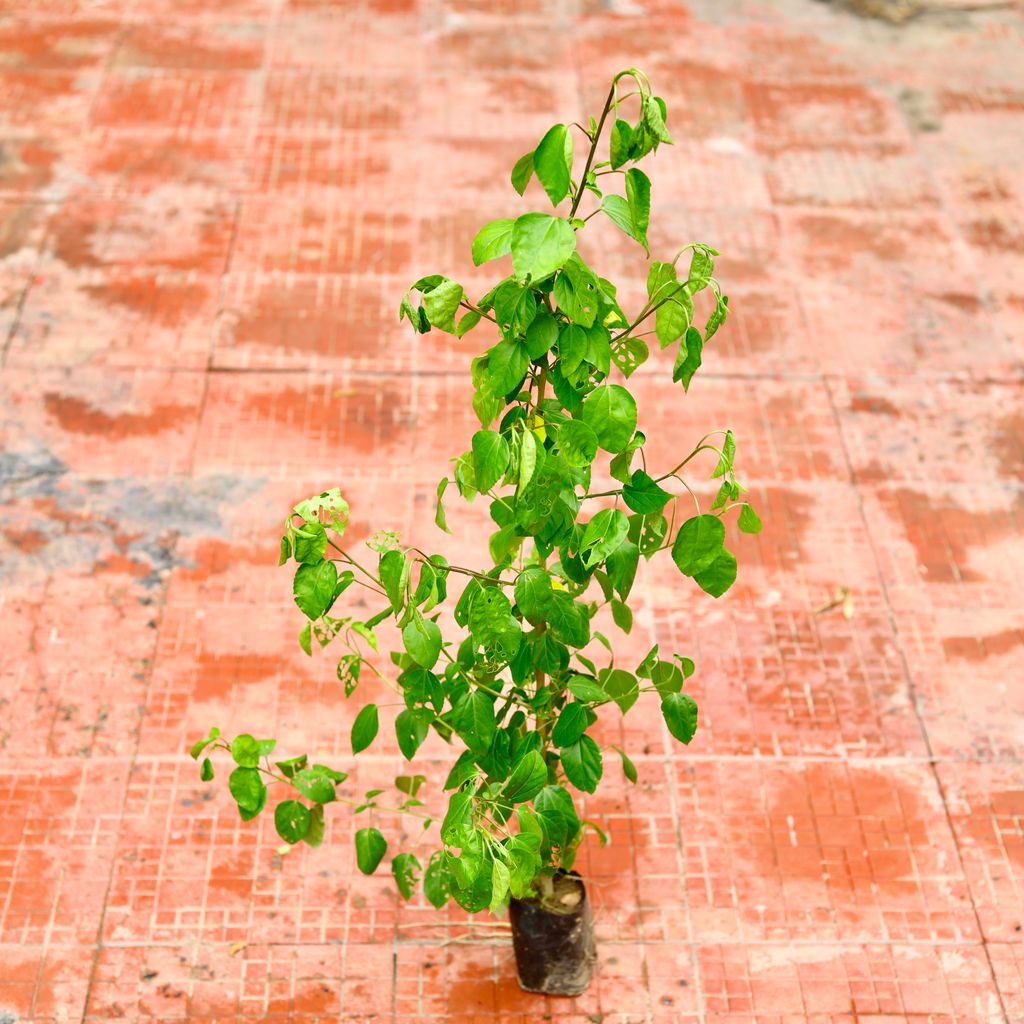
[191,67,759,996]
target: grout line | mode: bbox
[821,372,1012,1023]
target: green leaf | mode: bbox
[275,754,308,779]
[611,598,632,633]
[622,470,672,514]
[547,593,590,649]
[379,549,408,614]
[391,852,421,900]
[656,289,692,348]
[567,675,607,703]
[293,522,327,563]
[673,326,703,391]
[511,213,576,284]
[524,310,558,359]
[486,338,530,396]
[693,547,737,598]
[515,566,553,625]
[422,280,464,333]
[423,850,451,908]
[557,419,599,468]
[230,734,260,767]
[603,668,639,713]
[706,293,729,340]
[403,615,442,670]
[613,745,638,784]
[228,766,266,815]
[450,690,496,756]
[552,702,590,747]
[553,254,600,327]
[610,335,649,378]
[560,735,603,794]
[293,560,339,620]
[605,540,639,599]
[441,790,473,845]
[200,757,214,781]
[293,767,339,804]
[190,728,219,760]
[395,708,431,760]
[490,858,512,913]
[303,804,325,847]
[471,430,510,493]
[580,508,629,568]
[503,750,548,804]
[511,150,534,195]
[517,429,538,496]
[434,477,452,534]
[351,704,379,755]
[279,534,291,565]
[671,515,726,576]
[712,430,736,479]
[355,827,387,874]
[274,800,311,844]
[738,504,762,534]
[557,323,587,375]
[471,218,515,265]
[582,384,637,453]
[533,124,572,206]
[469,586,515,644]
[661,692,698,744]
[610,118,632,168]
[625,168,650,250]
[602,194,641,244]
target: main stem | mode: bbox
[568,82,616,220]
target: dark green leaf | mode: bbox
[613,745,638,783]
[514,566,553,626]
[560,735,603,794]
[567,675,607,703]
[395,708,431,760]
[671,514,726,576]
[625,168,651,250]
[293,560,339,620]
[581,384,637,453]
[611,598,632,633]
[661,692,698,744]
[580,508,629,567]
[524,310,558,359]
[392,852,421,899]
[547,592,590,648]
[610,118,632,168]
[693,547,737,598]
[379,549,407,614]
[200,757,213,781]
[351,704,379,755]
[673,326,703,391]
[423,850,452,908]
[355,827,387,874]
[274,800,311,844]
[553,253,600,327]
[403,615,442,670]
[533,123,572,206]
[622,470,672,514]
[605,540,639,599]
[471,430,510,493]
[486,337,530,396]
[552,702,590,747]
[503,750,548,804]
[293,522,327,563]
[228,766,266,814]
[450,690,496,756]
[557,419,599,468]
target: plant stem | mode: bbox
[568,82,616,220]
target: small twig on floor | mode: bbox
[813,586,855,620]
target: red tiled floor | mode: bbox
[2,0,1023,1020]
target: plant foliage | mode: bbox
[194,69,760,915]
